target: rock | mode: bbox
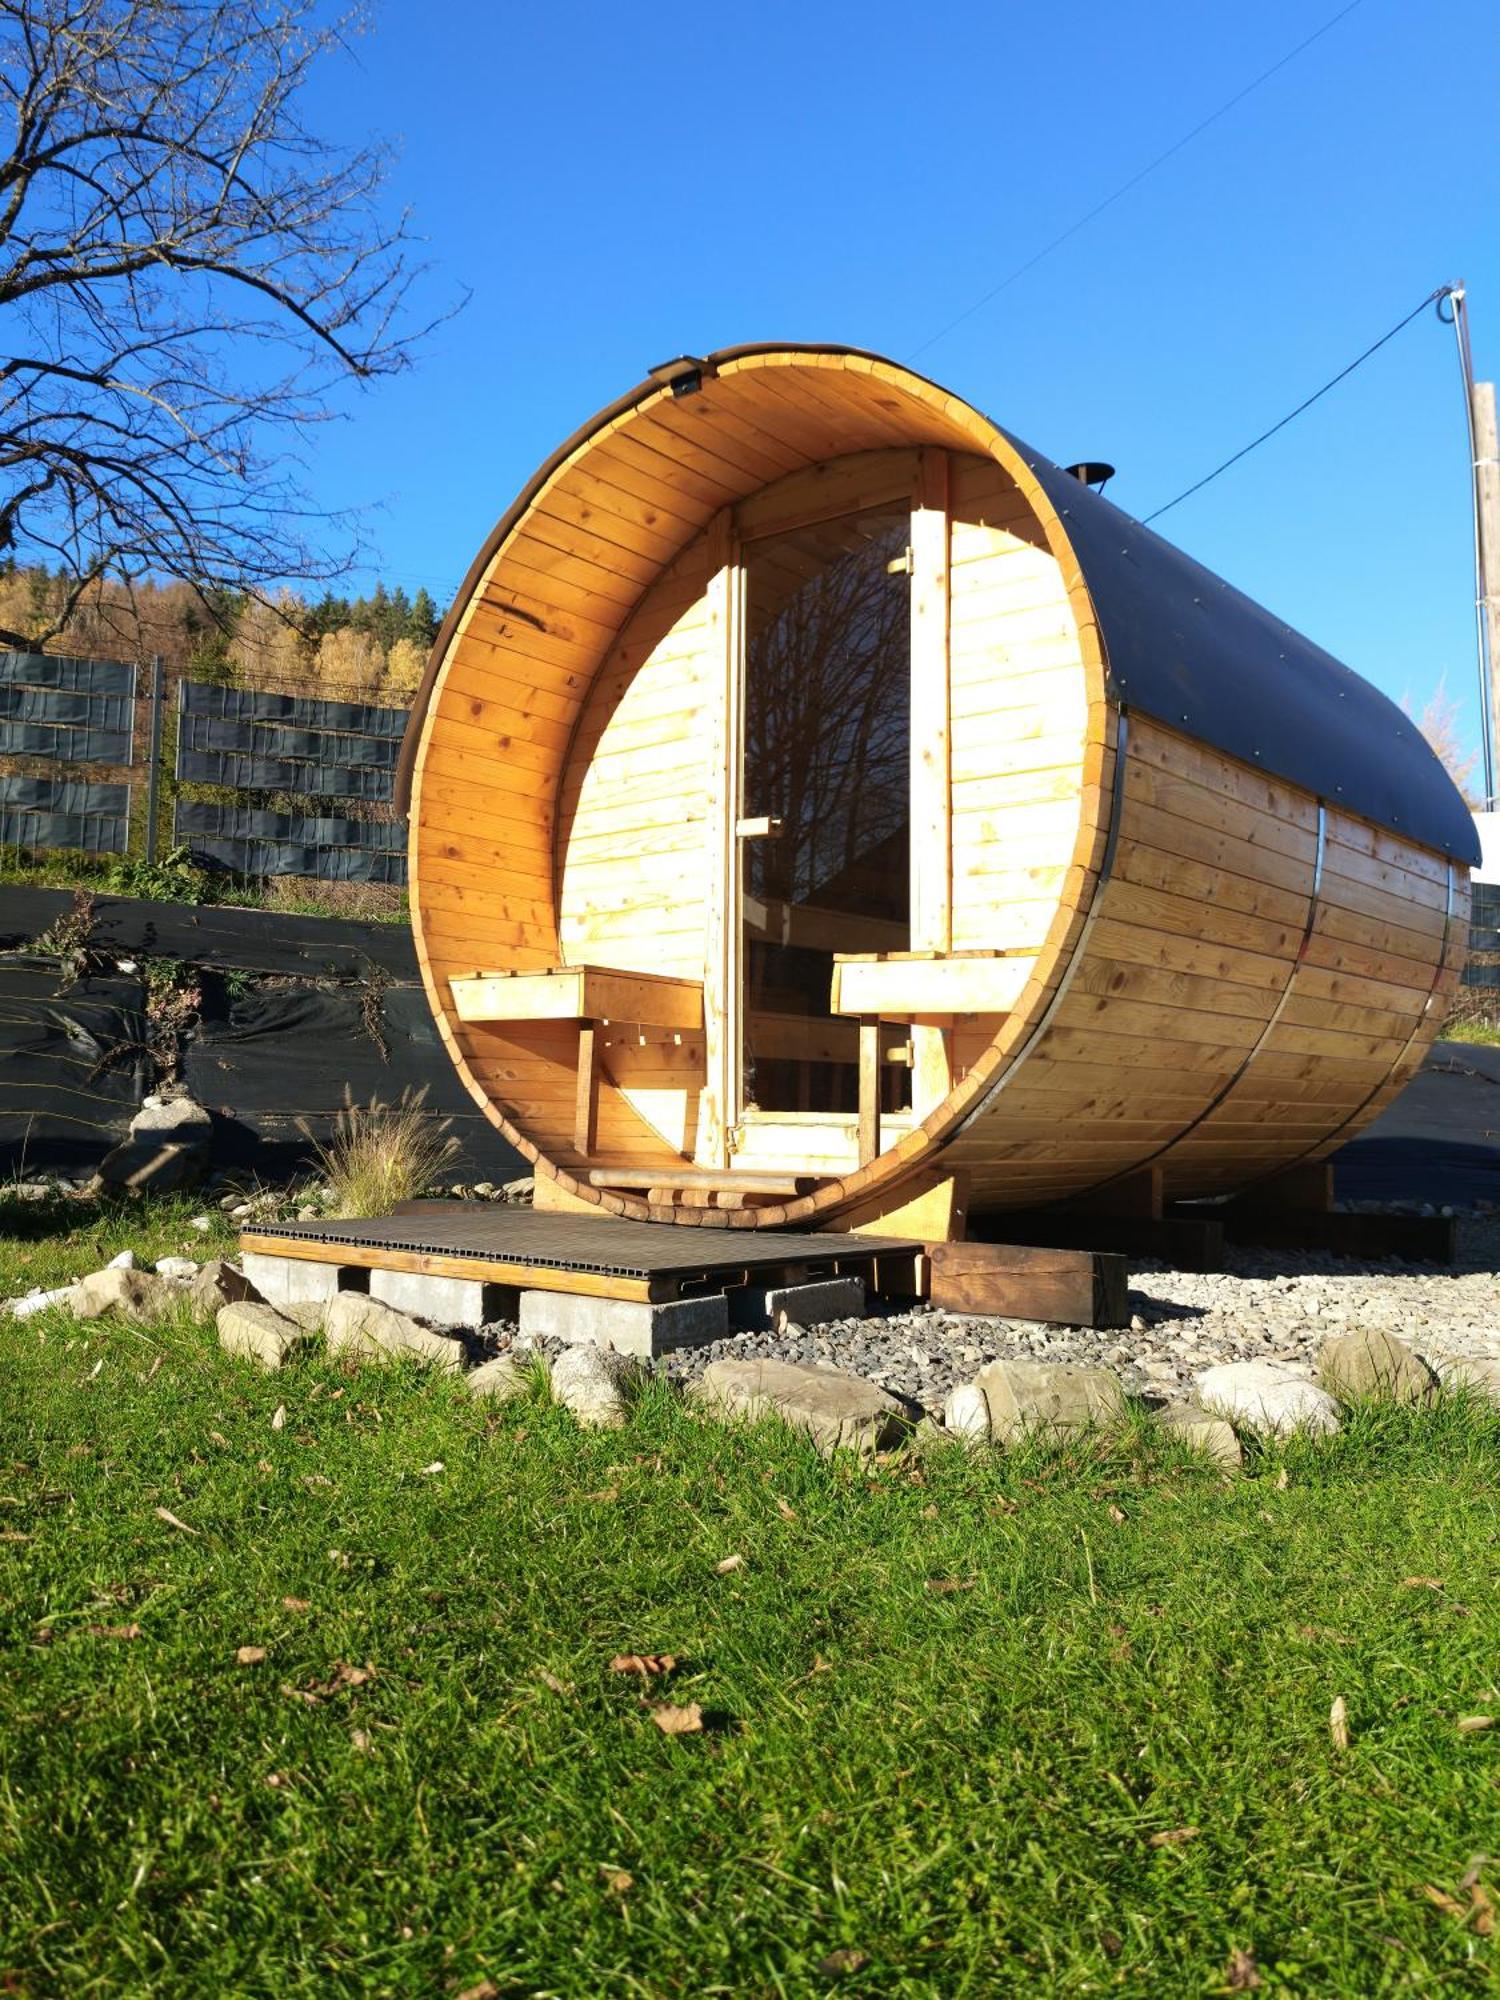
[296,1205,318,1220]
[941,1380,991,1440]
[155,1257,200,1282]
[968,1359,1126,1444]
[324,1292,465,1372]
[217,1301,315,1371]
[71,1266,177,1323]
[1316,1328,1437,1405]
[693,1357,911,1457]
[106,1248,136,1271]
[550,1343,645,1429]
[94,1097,213,1194]
[503,1176,535,1201]
[1195,1361,1341,1437]
[1156,1402,1243,1470]
[10,1181,52,1201]
[280,1299,329,1332]
[188,1259,260,1317]
[466,1354,531,1402]
[7,1283,80,1320]
[1435,1354,1500,1406]
[189,1215,213,1232]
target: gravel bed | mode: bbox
[471,1212,1500,1423]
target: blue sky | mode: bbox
[303,0,1500,763]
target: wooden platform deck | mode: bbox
[239,1203,922,1304]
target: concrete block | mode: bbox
[369,1267,517,1328]
[729,1275,865,1332]
[518,1287,727,1360]
[241,1252,367,1309]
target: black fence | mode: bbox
[0,649,135,763]
[0,774,131,854]
[0,647,410,886]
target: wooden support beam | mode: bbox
[573,1024,599,1157]
[1064,1166,1163,1221]
[842,1173,968,1244]
[1222,1162,1334,1215]
[587,1166,817,1196]
[857,1017,880,1167]
[928,1241,1128,1329]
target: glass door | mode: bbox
[738,503,913,1121]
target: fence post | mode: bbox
[144,655,165,863]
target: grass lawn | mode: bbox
[0,1196,1497,1996]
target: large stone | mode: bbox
[71,1266,177,1323]
[728,1276,866,1333]
[693,1357,911,1457]
[518,1288,726,1359]
[942,1380,991,1440]
[1435,1354,1500,1407]
[970,1359,1126,1444]
[369,1267,517,1328]
[6,1283,80,1320]
[324,1292,465,1372]
[466,1354,531,1402]
[1195,1361,1341,1438]
[155,1256,200,1282]
[241,1252,363,1309]
[549,1343,646,1429]
[1156,1401,1243,1471]
[188,1259,261,1318]
[94,1096,213,1194]
[217,1301,316,1371]
[1317,1328,1437,1405]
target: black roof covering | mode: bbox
[1003,429,1480,866]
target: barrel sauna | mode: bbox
[396,344,1477,1234]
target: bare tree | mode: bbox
[1406,674,1479,806]
[0,0,442,650]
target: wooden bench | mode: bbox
[449,966,704,1155]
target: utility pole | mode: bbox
[1473,377,1500,812]
[1450,283,1499,808]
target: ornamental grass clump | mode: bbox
[300,1086,459,1219]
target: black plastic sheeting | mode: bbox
[173,801,407,884]
[0,776,131,854]
[176,680,400,802]
[0,958,149,1172]
[0,888,520,1181]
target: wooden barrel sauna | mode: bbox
[396,344,1477,1233]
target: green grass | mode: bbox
[0,1206,1497,1995]
[1442,1020,1500,1047]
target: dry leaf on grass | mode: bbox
[350,1728,373,1752]
[302,1474,333,1489]
[0,1530,30,1542]
[1274,1468,1290,1492]
[599,1865,634,1895]
[714,1553,745,1574]
[1330,1695,1350,1750]
[609,1652,677,1680]
[817,1947,869,1976]
[1147,1826,1199,1848]
[235,1645,267,1665]
[1107,1505,1127,1526]
[1226,1947,1261,1990]
[1422,1883,1469,1920]
[651,1702,703,1736]
[263,1771,291,1788]
[584,1485,620,1504]
[1470,1883,1495,1937]
[921,1503,940,1520]
[1458,1714,1495,1733]
[536,1669,571,1695]
[418,1461,444,1476]
[282,1596,311,1612]
[925,1577,975,1595]
[153,1506,198,1535]
[208,1430,231,1449]
[270,1404,286,1431]
[87,1622,142,1640]
[454,1981,499,2000]
[775,1497,798,1523]
[1402,1576,1444,1591]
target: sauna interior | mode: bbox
[400,345,1476,1232]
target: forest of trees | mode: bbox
[0,565,442,705]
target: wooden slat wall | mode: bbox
[947,454,1087,966]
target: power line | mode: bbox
[1141,285,1451,524]
[906,0,1368,363]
